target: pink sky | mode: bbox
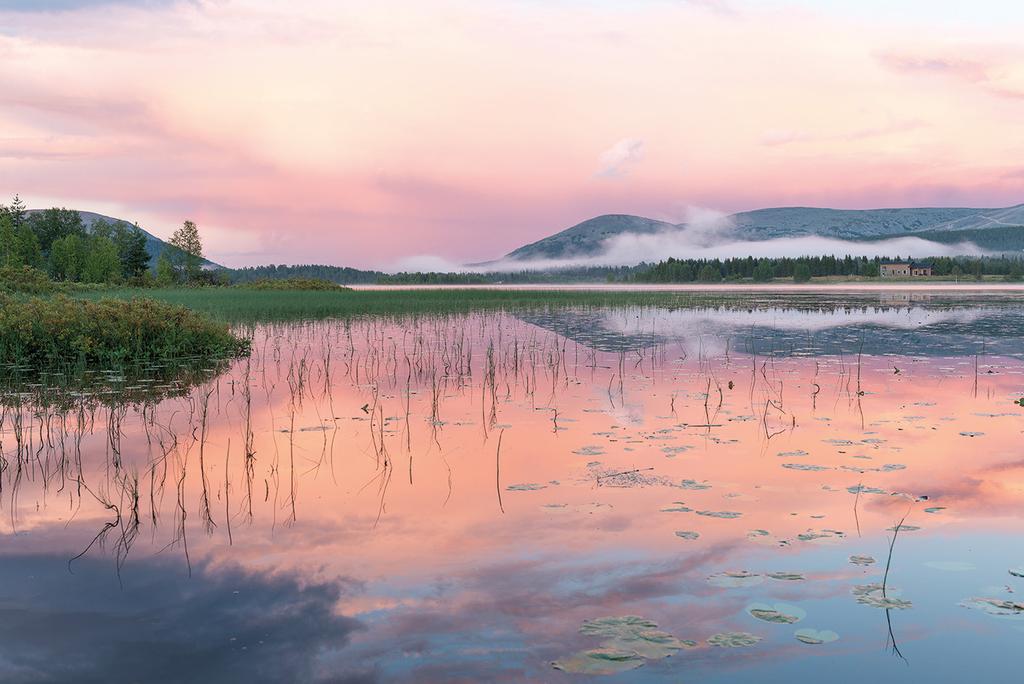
[2,0,1024,268]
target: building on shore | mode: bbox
[880,262,933,277]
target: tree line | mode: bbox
[0,196,210,285]
[635,254,1024,282]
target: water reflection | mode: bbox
[1,293,1023,682]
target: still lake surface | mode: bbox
[2,291,1023,682]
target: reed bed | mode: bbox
[0,294,250,368]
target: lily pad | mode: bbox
[767,571,805,581]
[958,597,1024,619]
[853,583,913,610]
[579,616,658,638]
[797,529,846,543]
[674,530,700,540]
[577,616,692,660]
[506,483,546,491]
[748,602,806,624]
[605,631,688,660]
[707,631,762,648]
[552,648,646,675]
[1009,567,1024,578]
[795,628,839,645]
[696,510,742,519]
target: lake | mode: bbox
[2,291,1022,682]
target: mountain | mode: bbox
[503,205,1024,261]
[505,215,676,261]
[27,210,223,269]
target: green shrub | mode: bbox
[0,266,59,295]
[240,277,344,291]
[0,295,250,368]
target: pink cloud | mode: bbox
[2,1,1024,268]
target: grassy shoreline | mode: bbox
[71,283,1024,323]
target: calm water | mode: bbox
[2,293,1023,683]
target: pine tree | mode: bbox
[0,215,16,267]
[6,195,27,229]
[114,222,151,280]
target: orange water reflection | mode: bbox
[2,306,1023,682]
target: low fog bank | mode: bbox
[388,224,984,275]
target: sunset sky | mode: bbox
[2,0,1024,268]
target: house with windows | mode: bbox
[880,262,932,278]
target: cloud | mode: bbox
[761,119,926,147]
[397,233,983,274]
[680,0,736,16]
[595,138,645,178]
[388,254,466,273]
[0,0,181,11]
[878,50,1024,100]
[0,554,368,683]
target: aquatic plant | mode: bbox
[0,294,250,368]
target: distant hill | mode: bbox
[505,215,676,261]
[26,209,223,269]
[503,205,1024,261]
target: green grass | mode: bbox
[75,287,737,322]
[74,284,1024,324]
[238,277,345,291]
[0,294,250,369]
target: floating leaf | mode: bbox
[798,529,846,543]
[674,530,700,540]
[767,571,805,581]
[853,583,912,610]
[579,616,657,638]
[577,616,691,660]
[846,485,887,495]
[1010,567,1024,578]
[680,479,711,490]
[782,463,831,472]
[707,631,762,648]
[696,510,742,519]
[552,648,646,675]
[506,483,546,491]
[795,628,839,645]
[605,630,688,660]
[748,602,806,624]
[959,597,1024,618]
